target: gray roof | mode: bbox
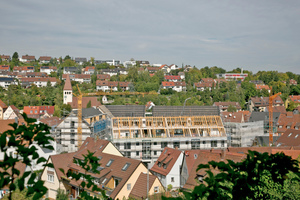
[75,57,87,62]
[152,106,220,117]
[73,107,102,118]
[64,67,78,72]
[104,105,145,117]
[0,77,15,82]
[249,112,281,122]
[254,135,280,146]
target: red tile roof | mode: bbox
[276,129,300,147]
[164,75,180,80]
[151,147,182,176]
[194,82,213,88]
[277,113,300,133]
[201,78,214,83]
[13,66,34,71]
[0,119,26,133]
[214,102,241,110]
[256,84,270,90]
[0,65,10,71]
[69,97,101,109]
[39,56,51,61]
[289,95,300,103]
[21,55,35,60]
[0,99,7,109]
[221,112,244,123]
[96,80,130,87]
[23,106,55,116]
[129,173,159,199]
[251,96,284,107]
[97,74,110,80]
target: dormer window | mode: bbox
[158,162,161,167]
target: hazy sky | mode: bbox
[1,0,299,74]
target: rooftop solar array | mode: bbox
[105,105,146,117]
[152,106,220,117]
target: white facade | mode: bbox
[63,89,73,105]
[0,78,17,88]
[3,106,17,120]
[40,67,57,75]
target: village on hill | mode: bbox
[0,53,300,199]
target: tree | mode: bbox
[12,52,19,65]
[86,100,92,108]
[227,105,237,112]
[56,188,69,200]
[0,113,54,200]
[64,55,71,60]
[164,151,300,200]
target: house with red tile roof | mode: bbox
[19,55,35,63]
[83,66,95,74]
[213,102,242,112]
[277,112,300,134]
[275,129,300,147]
[0,55,11,62]
[161,81,186,92]
[285,95,300,108]
[97,74,110,81]
[0,65,10,72]
[62,74,91,83]
[3,105,20,120]
[13,66,34,73]
[150,147,184,189]
[249,96,284,112]
[23,106,55,119]
[41,137,164,200]
[290,79,297,85]
[146,67,160,74]
[164,75,181,82]
[39,56,52,64]
[194,82,213,91]
[96,80,131,92]
[255,84,271,93]
[221,111,245,123]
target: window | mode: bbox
[221,140,225,147]
[122,163,131,171]
[116,143,120,149]
[124,142,131,149]
[106,159,114,167]
[154,186,159,193]
[102,178,107,184]
[203,141,206,144]
[47,174,54,182]
[71,139,75,144]
[154,142,157,145]
[173,141,180,148]
[161,142,168,148]
[136,142,139,146]
[124,151,131,158]
[211,141,217,147]
[191,139,200,149]
[154,151,157,155]
[186,141,189,145]
[136,151,139,156]
[127,183,131,191]
[171,177,174,182]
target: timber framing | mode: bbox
[111,115,226,139]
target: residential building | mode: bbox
[181,149,244,190]
[19,77,56,88]
[0,65,10,72]
[221,111,245,123]
[40,66,57,75]
[136,60,150,67]
[256,84,271,93]
[289,79,297,85]
[3,105,20,120]
[98,105,227,164]
[94,59,121,66]
[249,96,284,112]
[123,60,136,68]
[160,65,171,74]
[0,77,17,88]
[249,112,281,134]
[54,108,103,152]
[0,100,8,120]
[164,75,181,82]
[161,81,186,92]
[62,74,91,83]
[97,74,110,81]
[285,95,300,108]
[75,57,87,65]
[83,66,95,74]
[63,66,78,74]
[41,137,163,199]
[150,147,184,189]
[178,72,185,80]
[275,129,300,147]
[100,68,128,76]
[96,80,131,92]
[0,55,11,62]
[13,66,34,73]
[146,67,160,74]
[225,121,264,147]
[22,72,48,78]
[213,102,242,112]
[216,72,248,81]
[19,55,35,63]
[23,106,55,119]
[277,112,300,134]
[39,56,52,64]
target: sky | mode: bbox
[1,0,300,74]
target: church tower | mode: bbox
[63,75,73,104]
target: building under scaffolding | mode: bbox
[98,105,227,164]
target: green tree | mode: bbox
[86,100,92,108]
[64,55,71,60]
[0,113,54,200]
[56,188,69,200]
[12,52,19,65]
[227,105,237,112]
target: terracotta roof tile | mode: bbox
[63,74,72,90]
[129,173,157,199]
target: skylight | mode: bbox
[288,133,292,137]
[106,159,114,167]
[295,134,299,138]
[122,163,131,171]
[96,166,104,171]
[97,156,102,161]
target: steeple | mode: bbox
[63,75,73,104]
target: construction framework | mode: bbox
[111,115,226,139]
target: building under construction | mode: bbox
[98,105,227,164]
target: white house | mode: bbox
[40,66,57,75]
[150,147,184,189]
[0,77,17,88]
[161,81,186,92]
[20,77,57,88]
[96,80,131,92]
[3,105,20,120]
